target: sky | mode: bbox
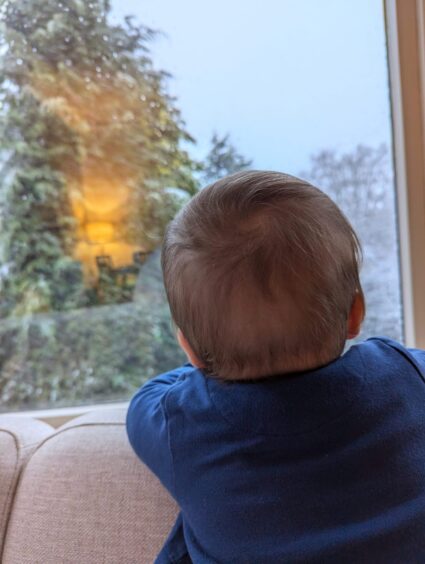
[111,0,392,176]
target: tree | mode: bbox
[202,133,252,184]
[0,87,87,315]
[0,0,200,315]
[300,144,391,233]
[301,144,402,341]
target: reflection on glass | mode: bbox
[0,0,402,411]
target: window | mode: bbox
[385,0,425,348]
[0,0,410,412]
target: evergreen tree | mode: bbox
[0,0,199,315]
[202,133,252,184]
[0,79,85,315]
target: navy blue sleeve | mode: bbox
[126,365,191,496]
[409,348,425,363]
[408,348,425,382]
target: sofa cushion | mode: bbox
[0,416,53,558]
[2,407,179,564]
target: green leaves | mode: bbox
[0,0,200,318]
[0,301,185,409]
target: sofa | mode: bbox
[0,408,178,563]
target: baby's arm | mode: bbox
[126,366,189,496]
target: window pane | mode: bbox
[0,0,402,411]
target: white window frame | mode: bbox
[4,0,425,425]
[386,0,425,348]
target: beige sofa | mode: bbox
[0,409,178,563]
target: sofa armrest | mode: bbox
[0,416,53,558]
[2,408,178,564]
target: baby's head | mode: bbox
[162,171,365,380]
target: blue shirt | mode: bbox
[126,338,425,563]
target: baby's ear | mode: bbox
[347,291,365,340]
[176,329,205,368]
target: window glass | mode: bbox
[0,0,402,411]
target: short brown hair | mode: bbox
[162,171,363,380]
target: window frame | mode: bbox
[385,0,425,348]
[4,0,425,424]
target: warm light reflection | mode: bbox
[70,176,131,223]
[85,222,115,244]
[80,176,130,218]
[67,174,139,280]
[30,68,145,284]
[74,240,141,284]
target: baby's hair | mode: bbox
[162,170,363,380]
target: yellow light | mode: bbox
[85,222,115,244]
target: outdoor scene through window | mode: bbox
[0,0,402,411]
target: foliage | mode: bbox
[0,299,185,410]
[301,144,402,342]
[0,0,198,409]
[301,144,390,228]
[0,245,185,410]
[0,90,87,315]
[0,1,401,410]
[202,133,252,184]
[0,0,200,316]
[0,0,253,411]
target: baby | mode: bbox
[127,171,425,563]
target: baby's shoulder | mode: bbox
[354,336,425,382]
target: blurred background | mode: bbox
[0,0,402,411]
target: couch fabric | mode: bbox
[1,408,179,564]
[0,416,53,556]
